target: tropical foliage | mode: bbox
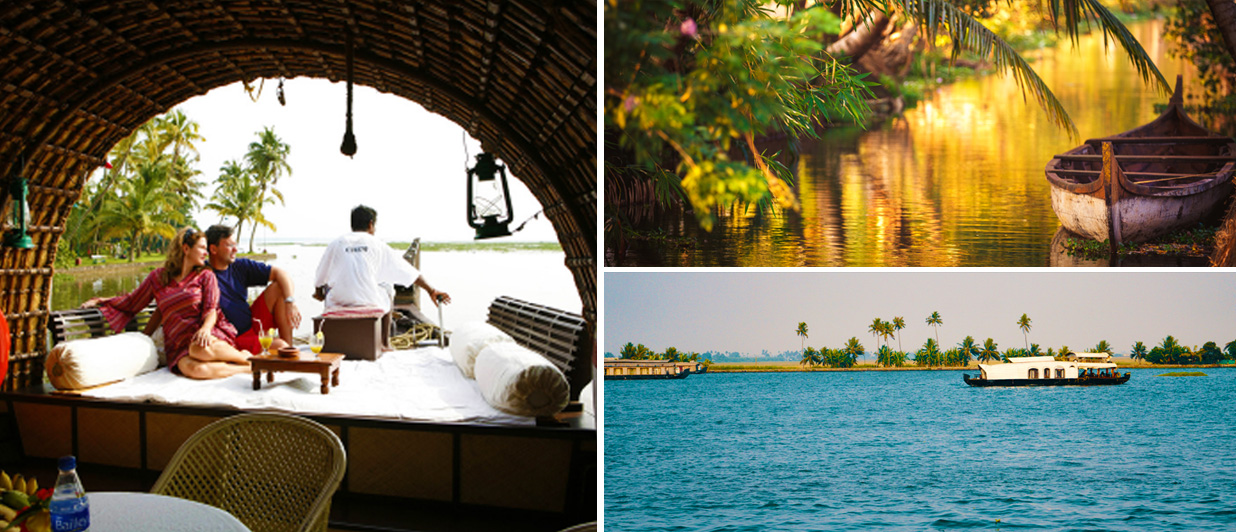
[59,111,293,265]
[61,111,206,263]
[604,0,1171,235]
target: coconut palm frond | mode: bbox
[900,0,1079,140]
[1075,0,1170,94]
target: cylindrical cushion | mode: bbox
[448,321,513,378]
[46,332,159,390]
[474,342,569,417]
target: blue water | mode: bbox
[604,369,1236,531]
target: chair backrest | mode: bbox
[151,413,347,532]
[48,305,158,343]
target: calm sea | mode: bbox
[604,369,1236,531]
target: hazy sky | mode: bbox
[603,271,1236,356]
[87,78,557,244]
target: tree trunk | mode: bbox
[1206,0,1236,65]
[825,11,890,63]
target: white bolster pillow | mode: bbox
[46,332,159,390]
[474,342,569,417]
[448,321,513,378]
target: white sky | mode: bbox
[89,77,558,244]
[603,270,1236,357]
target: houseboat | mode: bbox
[603,358,705,380]
[963,353,1130,387]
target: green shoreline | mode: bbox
[707,363,1231,373]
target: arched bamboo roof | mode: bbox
[0,1,596,388]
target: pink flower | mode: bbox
[680,18,697,38]
[624,95,637,112]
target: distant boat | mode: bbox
[603,358,704,380]
[963,353,1130,387]
[1045,76,1236,246]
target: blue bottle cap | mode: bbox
[58,455,76,471]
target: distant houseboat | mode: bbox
[604,358,705,380]
[963,353,1130,387]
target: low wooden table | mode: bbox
[251,351,344,394]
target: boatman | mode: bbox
[314,204,451,314]
[141,225,302,354]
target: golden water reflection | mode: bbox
[626,19,1204,267]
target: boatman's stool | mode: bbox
[312,307,391,361]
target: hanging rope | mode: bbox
[340,29,357,157]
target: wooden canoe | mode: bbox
[1045,76,1236,246]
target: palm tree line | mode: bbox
[60,111,292,263]
[788,312,1236,369]
[617,342,703,364]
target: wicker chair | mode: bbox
[151,413,346,532]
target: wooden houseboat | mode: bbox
[1045,76,1236,247]
[603,358,705,380]
[963,353,1130,387]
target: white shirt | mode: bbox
[314,232,420,310]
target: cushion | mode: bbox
[474,342,568,417]
[322,307,387,319]
[448,321,513,378]
[46,332,159,390]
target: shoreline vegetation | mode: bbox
[706,361,1233,373]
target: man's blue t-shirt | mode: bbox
[212,258,272,333]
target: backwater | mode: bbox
[605,368,1236,530]
[617,20,1222,266]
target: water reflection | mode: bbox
[618,19,1212,267]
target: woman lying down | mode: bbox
[82,227,253,380]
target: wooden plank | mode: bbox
[1056,154,1236,163]
[1085,135,1232,144]
[1050,169,1218,180]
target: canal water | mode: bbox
[617,20,1215,266]
[605,368,1236,531]
[52,244,581,339]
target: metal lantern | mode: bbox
[466,152,513,240]
[4,174,33,249]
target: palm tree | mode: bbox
[205,160,273,239]
[1027,343,1042,356]
[1224,340,1236,362]
[892,316,905,352]
[915,338,941,367]
[868,318,884,353]
[957,336,979,367]
[619,342,639,359]
[663,346,681,361]
[1092,340,1113,355]
[801,346,818,367]
[1017,314,1032,350]
[926,311,942,345]
[94,161,185,260]
[978,338,1000,363]
[243,126,292,252]
[842,337,864,368]
[796,322,809,354]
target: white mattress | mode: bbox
[82,346,533,426]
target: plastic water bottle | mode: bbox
[48,455,89,532]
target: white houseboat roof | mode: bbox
[1005,356,1055,363]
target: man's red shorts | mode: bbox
[233,297,275,355]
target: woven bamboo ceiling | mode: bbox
[0,0,596,387]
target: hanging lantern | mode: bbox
[466,152,513,240]
[4,169,33,249]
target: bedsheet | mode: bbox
[82,346,533,426]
